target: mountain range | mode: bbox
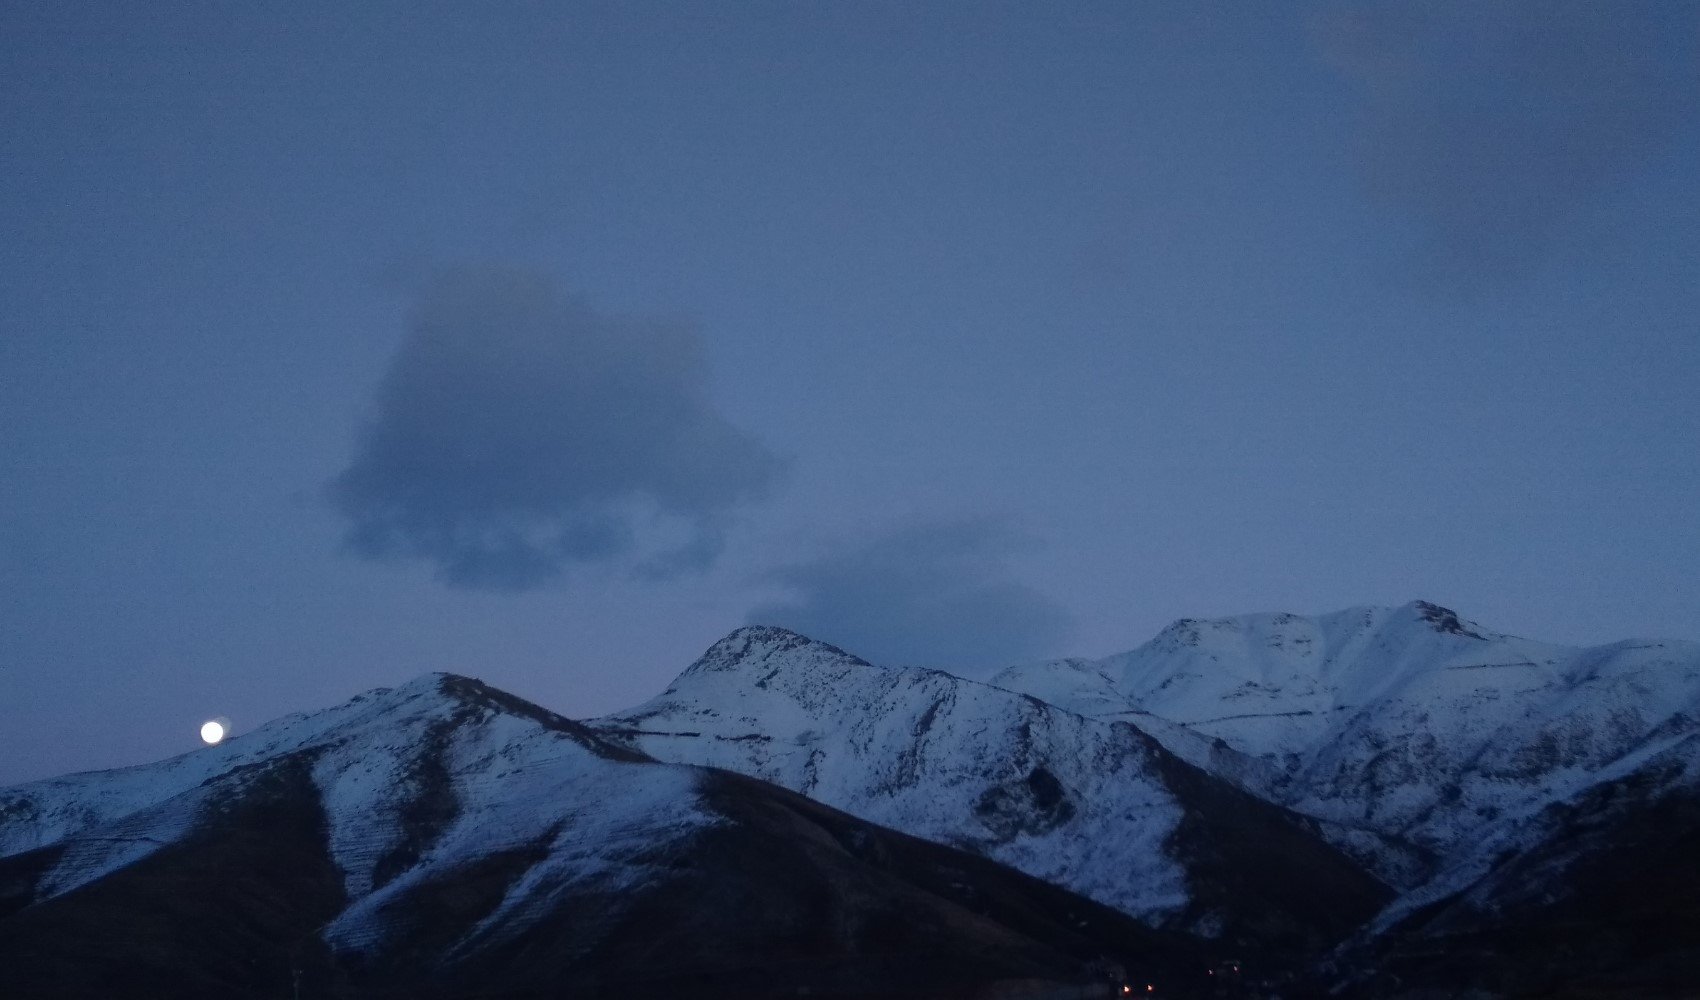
[4,600,1697,998]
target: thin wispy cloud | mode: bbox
[747,519,1073,671]
[330,267,782,590]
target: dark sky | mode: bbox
[4,2,1697,786]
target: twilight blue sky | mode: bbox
[3,2,1697,785]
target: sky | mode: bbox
[3,1,1697,786]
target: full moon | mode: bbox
[200,720,227,745]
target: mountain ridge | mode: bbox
[6,600,1698,996]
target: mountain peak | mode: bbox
[1144,601,1496,651]
[678,625,873,679]
[301,671,646,767]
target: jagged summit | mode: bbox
[1407,599,1491,639]
[1149,600,1494,650]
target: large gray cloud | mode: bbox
[747,520,1073,671]
[330,267,782,589]
[1315,1,1697,288]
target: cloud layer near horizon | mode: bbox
[330,268,781,589]
[747,520,1073,671]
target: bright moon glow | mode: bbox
[200,720,226,745]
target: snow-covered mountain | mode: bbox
[591,625,1389,954]
[0,674,1221,999]
[587,606,1700,994]
[6,600,1697,997]
[986,601,1700,886]
[1,675,712,957]
[971,600,1700,995]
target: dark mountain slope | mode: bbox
[1,753,348,1000]
[0,675,1222,1000]
[1331,742,1700,998]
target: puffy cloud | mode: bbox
[330,267,781,589]
[747,519,1073,670]
[1315,1,1698,288]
